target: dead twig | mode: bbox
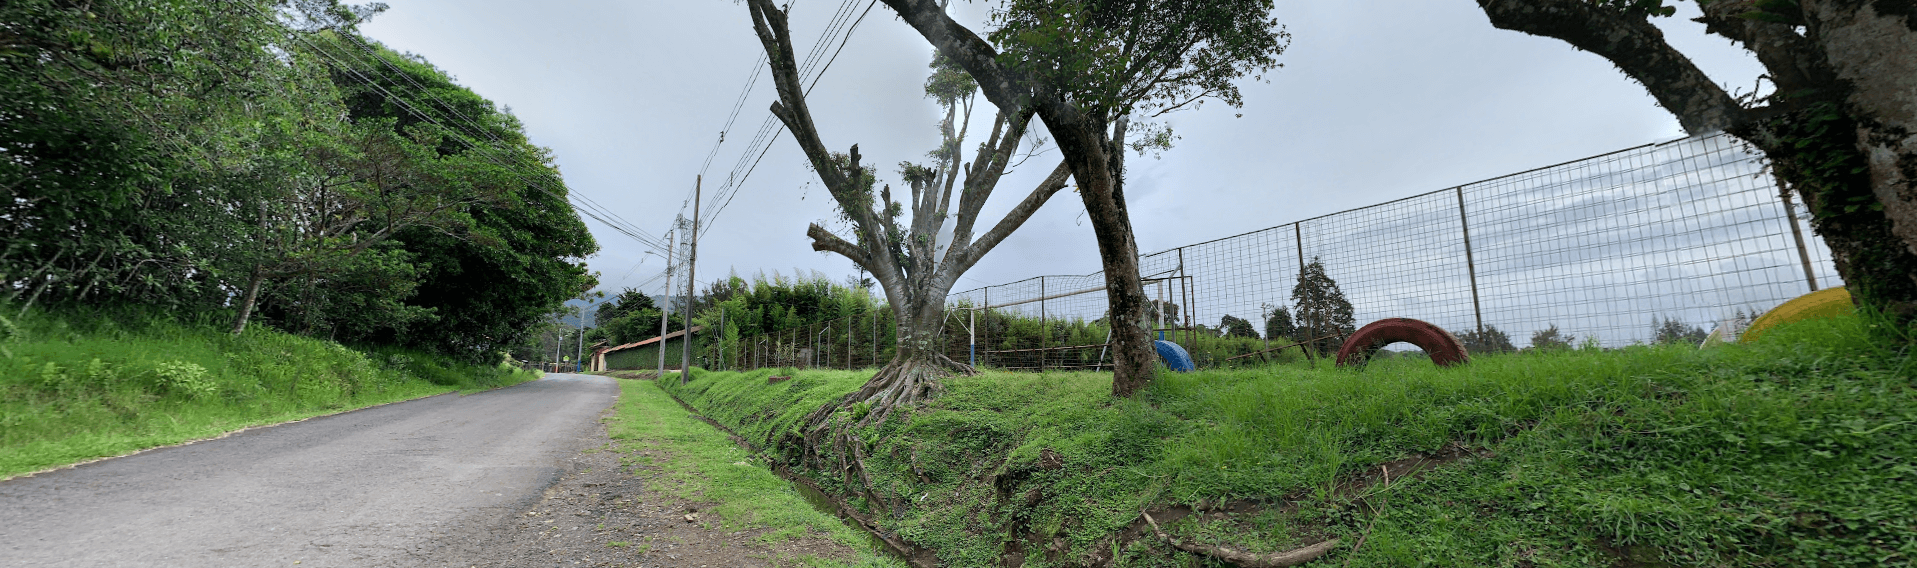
[1342,465,1390,567]
[1141,510,1341,568]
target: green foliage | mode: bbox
[0,0,596,361]
[690,272,885,370]
[986,0,1288,121]
[1653,316,1709,346]
[1456,324,1517,354]
[667,312,1909,566]
[1291,257,1355,353]
[0,304,537,478]
[1530,323,1575,351]
[1217,314,1257,339]
[1262,304,1295,340]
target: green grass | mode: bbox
[662,314,1916,567]
[605,378,904,567]
[0,306,539,479]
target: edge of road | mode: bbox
[1,376,547,482]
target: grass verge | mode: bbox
[0,306,539,479]
[604,378,904,567]
[662,314,1915,567]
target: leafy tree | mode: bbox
[0,1,596,363]
[1263,303,1296,340]
[1291,257,1354,354]
[1473,0,1917,339]
[1457,324,1516,354]
[1219,314,1258,339]
[1653,316,1708,346]
[1530,324,1574,351]
[878,0,1289,397]
[597,288,658,324]
[745,0,1075,430]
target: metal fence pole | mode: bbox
[1773,171,1821,292]
[1455,186,1486,334]
[1039,276,1047,373]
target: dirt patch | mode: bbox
[420,412,863,567]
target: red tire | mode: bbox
[1336,318,1470,368]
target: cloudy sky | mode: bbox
[358,0,1766,300]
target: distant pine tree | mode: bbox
[1653,317,1709,345]
[1219,314,1258,339]
[1291,257,1355,354]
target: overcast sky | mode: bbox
[358,0,1767,300]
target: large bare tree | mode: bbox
[877,0,1288,396]
[747,0,1072,430]
[1474,0,1917,333]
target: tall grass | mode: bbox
[663,314,1914,566]
[0,305,538,478]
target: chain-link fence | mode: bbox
[719,132,1842,372]
[949,132,1841,362]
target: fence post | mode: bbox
[1772,171,1821,292]
[982,287,990,368]
[1039,276,1047,373]
[1455,186,1486,334]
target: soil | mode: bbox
[420,408,865,568]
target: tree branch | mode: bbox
[1477,0,1745,134]
[807,224,872,269]
[942,160,1070,276]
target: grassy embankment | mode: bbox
[604,378,905,567]
[660,314,1914,567]
[0,306,539,479]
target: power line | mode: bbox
[698,0,880,238]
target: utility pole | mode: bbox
[682,176,700,385]
[656,228,675,378]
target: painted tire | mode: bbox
[1154,340,1196,372]
[1741,287,1853,343]
[1336,318,1469,368]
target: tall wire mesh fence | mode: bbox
[717,132,1843,372]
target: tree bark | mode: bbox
[230,268,266,335]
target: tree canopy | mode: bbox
[0,0,596,361]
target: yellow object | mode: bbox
[1740,287,1853,343]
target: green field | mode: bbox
[0,307,539,479]
[660,313,1914,566]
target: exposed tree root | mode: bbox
[786,354,971,473]
[1141,511,1341,567]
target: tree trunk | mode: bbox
[230,268,266,335]
[1745,109,1917,325]
[1088,180,1157,397]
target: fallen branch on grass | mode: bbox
[1140,510,1341,567]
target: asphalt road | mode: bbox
[0,373,619,568]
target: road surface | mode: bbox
[0,373,617,567]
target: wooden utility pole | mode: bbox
[682,177,701,385]
[656,229,675,378]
